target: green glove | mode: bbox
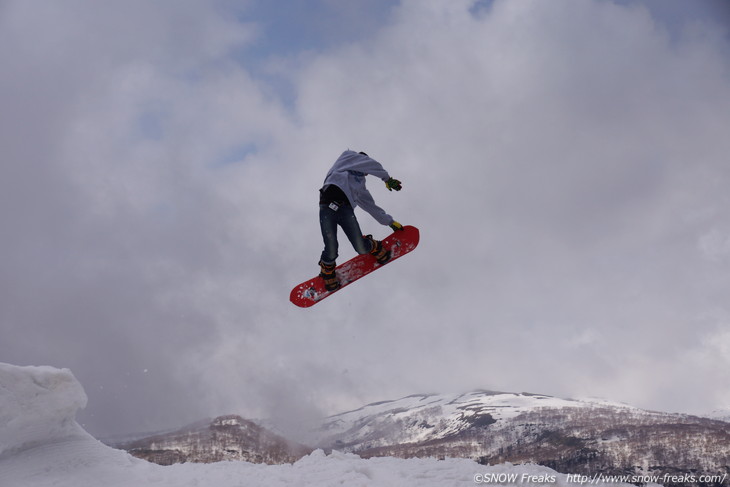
[390,221,404,231]
[385,177,402,191]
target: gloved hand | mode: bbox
[390,221,404,231]
[385,177,402,191]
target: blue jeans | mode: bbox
[319,204,373,264]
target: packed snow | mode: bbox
[0,363,644,486]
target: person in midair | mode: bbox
[318,150,403,291]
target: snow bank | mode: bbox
[0,363,91,457]
[0,363,642,487]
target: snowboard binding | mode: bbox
[318,260,341,291]
[366,235,391,265]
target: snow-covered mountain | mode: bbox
[114,414,312,465]
[313,390,619,450]
[310,390,730,482]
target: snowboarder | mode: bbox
[318,150,403,291]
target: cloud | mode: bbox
[2,0,730,437]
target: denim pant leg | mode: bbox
[319,204,373,264]
[338,206,372,255]
[319,204,339,264]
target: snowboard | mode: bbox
[290,225,420,308]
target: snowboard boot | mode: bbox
[319,260,340,291]
[365,235,391,264]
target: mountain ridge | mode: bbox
[114,414,312,465]
[112,389,730,486]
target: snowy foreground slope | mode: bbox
[0,363,644,487]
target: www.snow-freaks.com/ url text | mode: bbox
[473,471,729,485]
[564,472,729,485]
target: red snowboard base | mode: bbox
[290,225,420,308]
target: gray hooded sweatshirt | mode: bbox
[321,150,394,226]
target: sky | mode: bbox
[1,0,730,439]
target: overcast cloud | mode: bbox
[2,0,730,438]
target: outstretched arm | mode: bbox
[357,188,394,226]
